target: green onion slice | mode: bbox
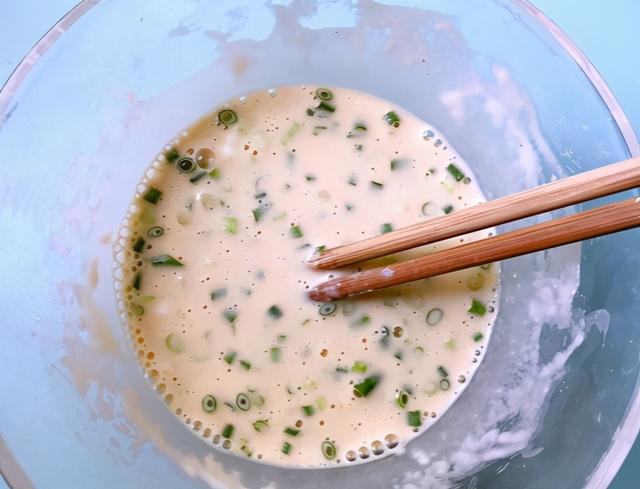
[236,393,251,411]
[353,374,381,398]
[446,163,465,182]
[315,88,333,100]
[146,226,164,238]
[383,110,401,127]
[176,156,196,173]
[143,187,162,204]
[267,305,283,319]
[221,424,234,439]
[468,299,487,316]
[218,109,238,125]
[396,390,410,408]
[321,440,337,460]
[426,308,443,326]
[318,303,337,316]
[150,254,183,266]
[407,410,422,427]
[202,394,217,413]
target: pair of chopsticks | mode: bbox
[307,157,640,302]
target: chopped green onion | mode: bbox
[201,394,217,413]
[284,426,300,437]
[317,101,336,113]
[165,147,180,163]
[442,204,454,214]
[281,121,302,145]
[314,245,326,254]
[218,109,238,125]
[251,207,264,223]
[143,187,162,204]
[383,111,401,128]
[252,419,269,432]
[146,226,164,238]
[445,338,456,350]
[302,405,315,416]
[176,156,196,173]
[130,303,144,316]
[380,223,393,234]
[267,305,283,319]
[440,378,450,391]
[353,314,371,326]
[321,440,337,460]
[290,225,303,238]
[150,254,183,266]
[189,170,207,183]
[319,303,337,316]
[353,374,381,398]
[210,288,228,301]
[239,359,251,370]
[426,308,443,326]
[421,202,433,216]
[223,309,238,325]
[370,180,384,189]
[466,272,486,291]
[270,347,281,363]
[221,424,234,439]
[131,272,142,290]
[390,158,408,171]
[446,163,465,182]
[468,299,487,316]
[396,390,410,408]
[133,236,146,253]
[224,216,238,234]
[437,366,449,378]
[473,332,484,342]
[236,393,251,411]
[315,88,333,100]
[407,410,422,427]
[164,333,184,354]
[347,123,367,138]
[223,351,236,364]
[281,442,293,454]
[208,167,222,180]
[351,361,368,373]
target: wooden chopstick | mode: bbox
[307,157,640,270]
[308,196,640,302]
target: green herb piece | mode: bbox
[390,158,408,171]
[252,419,269,432]
[407,410,422,427]
[351,361,368,373]
[189,170,207,183]
[396,390,410,408]
[380,223,393,234]
[473,332,484,342]
[224,216,238,234]
[316,88,333,100]
[147,226,164,238]
[421,202,433,216]
[383,110,401,127]
[270,347,281,363]
[224,401,236,412]
[446,163,465,182]
[444,338,457,350]
[281,442,293,454]
[302,405,315,416]
[165,147,180,163]
[221,424,234,439]
[314,245,326,254]
[165,333,184,354]
[210,288,228,301]
[321,440,337,460]
[223,351,237,364]
[239,359,252,370]
[218,109,238,125]
[319,303,337,316]
[133,236,146,253]
[313,125,327,135]
[290,225,303,238]
[284,426,300,437]
[335,366,349,374]
[236,393,251,411]
[437,366,449,378]
[306,108,315,116]
[202,394,217,413]
[317,101,336,113]
[131,272,142,290]
[426,308,443,326]
[442,204,454,214]
[468,299,487,316]
[267,305,283,319]
[251,393,266,407]
[143,187,162,204]
[347,123,367,138]
[353,314,371,326]
[176,156,196,173]
[150,254,183,266]
[353,374,381,398]
[281,121,302,145]
[223,309,238,325]
[208,167,222,180]
[130,303,144,316]
[370,180,384,189]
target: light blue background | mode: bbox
[1,1,638,488]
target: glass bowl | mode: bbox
[1,1,638,488]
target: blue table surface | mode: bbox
[1,2,638,488]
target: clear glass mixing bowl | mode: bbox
[1,1,639,488]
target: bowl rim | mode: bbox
[0,0,638,487]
